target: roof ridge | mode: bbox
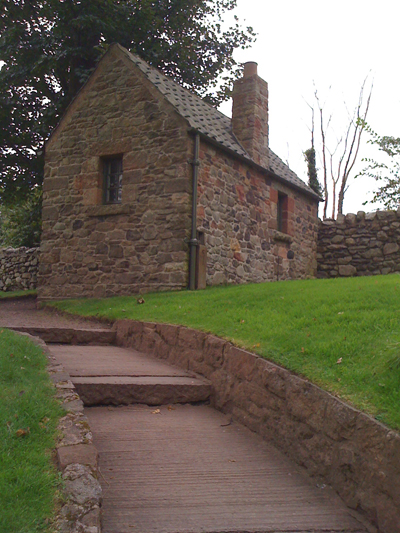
[116,44,317,198]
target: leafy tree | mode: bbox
[0,0,256,205]
[304,148,322,197]
[359,125,400,210]
[0,188,42,247]
[303,107,323,198]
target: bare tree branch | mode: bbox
[311,77,373,218]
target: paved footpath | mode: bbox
[1,298,374,533]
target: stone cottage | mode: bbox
[38,44,320,300]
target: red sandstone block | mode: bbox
[270,188,278,203]
[155,323,180,346]
[57,444,98,471]
[203,335,227,369]
[178,327,206,351]
[224,346,258,381]
[115,320,143,349]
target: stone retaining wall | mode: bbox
[317,209,400,278]
[0,247,39,291]
[114,319,400,533]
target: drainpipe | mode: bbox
[189,133,200,290]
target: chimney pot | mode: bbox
[243,62,258,78]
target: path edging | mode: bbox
[114,319,399,533]
[15,332,102,533]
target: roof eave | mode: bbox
[189,129,322,202]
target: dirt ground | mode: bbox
[0,296,112,329]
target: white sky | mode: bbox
[219,0,400,216]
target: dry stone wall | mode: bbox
[0,247,39,291]
[114,319,400,533]
[317,209,400,278]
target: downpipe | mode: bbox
[189,133,200,290]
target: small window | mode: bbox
[103,156,122,204]
[277,192,288,233]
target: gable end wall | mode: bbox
[39,48,192,299]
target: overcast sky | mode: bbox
[219,0,400,216]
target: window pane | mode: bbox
[104,157,122,204]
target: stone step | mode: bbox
[48,344,212,407]
[7,326,116,345]
[49,344,186,377]
[72,375,212,406]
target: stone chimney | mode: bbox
[232,62,269,168]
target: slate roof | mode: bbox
[119,45,316,197]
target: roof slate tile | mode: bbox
[119,46,315,196]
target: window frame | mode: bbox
[103,155,123,205]
[277,192,288,234]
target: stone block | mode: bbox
[177,327,206,351]
[63,464,102,506]
[383,242,399,255]
[57,444,98,470]
[225,346,258,382]
[338,264,357,277]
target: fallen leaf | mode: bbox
[40,416,50,429]
[16,428,30,437]
[379,383,385,387]
[167,405,175,411]
[20,367,25,370]
[336,357,342,364]
[228,459,236,463]
[301,347,305,353]
[137,297,145,304]
[337,378,341,382]
[338,312,344,315]
[151,409,161,415]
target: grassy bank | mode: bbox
[51,274,400,430]
[0,329,63,532]
[0,289,37,299]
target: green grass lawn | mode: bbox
[50,274,400,430]
[0,329,63,533]
[0,289,37,299]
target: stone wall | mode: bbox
[114,319,400,533]
[317,209,400,278]
[197,141,318,284]
[0,247,39,291]
[39,46,191,300]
